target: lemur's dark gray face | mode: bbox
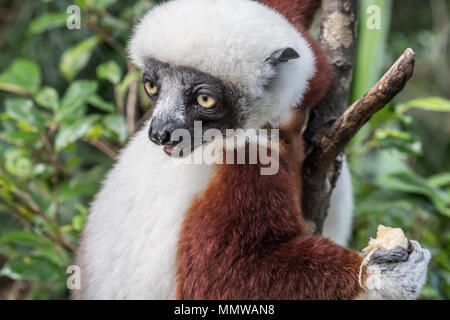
[143,58,248,156]
[144,48,299,157]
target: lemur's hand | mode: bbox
[360,240,431,300]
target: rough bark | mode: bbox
[301,0,358,234]
[301,0,415,234]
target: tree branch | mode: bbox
[84,137,119,158]
[304,48,415,182]
[0,193,76,253]
[301,0,358,233]
[300,0,416,235]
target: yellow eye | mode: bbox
[144,81,158,96]
[197,95,216,108]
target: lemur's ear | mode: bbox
[265,47,300,66]
[262,48,300,87]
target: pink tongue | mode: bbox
[163,146,183,157]
[163,146,173,156]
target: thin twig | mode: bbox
[13,188,52,224]
[114,86,125,116]
[84,137,119,158]
[0,84,33,98]
[0,198,76,253]
[39,133,60,186]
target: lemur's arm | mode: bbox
[267,139,429,300]
[177,143,430,300]
[267,235,364,299]
[270,235,430,299]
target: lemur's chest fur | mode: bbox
[76,123,212,299]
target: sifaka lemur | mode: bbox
[73,0,430,299]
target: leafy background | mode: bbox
[0,0,449,299]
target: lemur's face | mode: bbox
[144,58,249,156]
[144,48,300,157]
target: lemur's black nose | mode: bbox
[149,119,172,146]
[149,127,171,145]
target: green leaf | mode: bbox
[85,124,103,139]
[96,60,122,85]
[34,86,59,111]
[1,230,52,249]
[74,0,87,9]
[428,173,450,188]
[373,129,415,142]
[368,105,394,126]
[121,1,155,21]
[371,128,422,156]
[56,80,97,122]
[354,189,413,213]
[5,98,45,130]
[1,131,39,146]
[4,148,33,178]
[75,203,88,216]
[72,215,86,231]
[0,256,63,282]
[100,14,129,31]
[0,59,41,94]
[55,115,100,150]
[87,94,115,112]
[103,114,128,144]
[382,171,450,217]
[84,0,117,10]
[60,165,106,199]
[383,171,434,195]
[28,12,68,34]
[59,36,99,81]
[397,97,450,114]
[350,0,392,102]
[60,181,100,199]
[16,121,40,133]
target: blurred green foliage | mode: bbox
[349,0,450,300]
[0,0,448,299]
[0,0,160,299]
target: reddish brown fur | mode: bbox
[176,143,364,299]
[262,0,321,30]
[176,0,363,300]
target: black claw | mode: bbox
[370,246,409,264]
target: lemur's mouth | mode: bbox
[163,145,184,158]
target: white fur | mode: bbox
[75,123,282,299]
[129,0,316,127]
[323,159,354,246]
[75,121,212,299]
